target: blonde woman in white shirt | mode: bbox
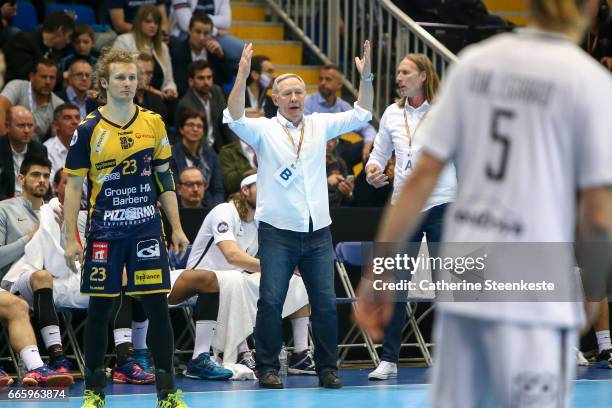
[365,54,456,380]
[114,4,178,99]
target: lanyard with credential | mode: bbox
[278,119,305,167]
[403,101,427,156]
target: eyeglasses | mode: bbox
[180,181,205,188]
[72,72,92,78]
[183,123,204,129]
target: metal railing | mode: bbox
[262,0,458,119]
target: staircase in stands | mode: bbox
[230,0,320,92]
[483,0,529,25]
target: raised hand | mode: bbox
[354,40,371,78]
[237,43,254,80]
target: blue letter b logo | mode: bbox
[280,168,292,181]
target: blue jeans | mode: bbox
[380,203,448,363]
[254,221,338,374]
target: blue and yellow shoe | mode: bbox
[157,389,188,408]
[113,358,155,384]
[184,353,233,380]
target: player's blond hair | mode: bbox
[529,0,591,37]
[396,53,440,107]
[94,49,139,104]
[230,169,257,222]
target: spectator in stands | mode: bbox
[245,55,277,119]
[365,54,456,381]
[107,0,169,36]
[170,0,244,67]
[305,65,377,163]
[170,12,230,96]
[44,104,80,178]
[2,11,75,84]
[60,25,100,75]
[135,53,169,124]
[52,168,67,200]
[0,49,5,89]
[0,1,18,48]
[172,110,225,207]
[0,107,48,200]
[176,60,236,152]
[0,155,74,380]
[585,0,612,70]
[57,59,98,120]
[219,139,256,195]
[177,167,207,209]
[326,139,353,207]
[113,5,178,100]
[0,59,65,140]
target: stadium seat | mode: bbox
[0,323,20,376]
[57,307,87,377]
[335,241,434,367]
[12,1,38,32]
[334,241,380,366]
[45,3,97,25]
[169,244,193,270]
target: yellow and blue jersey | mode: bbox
[65,106,172,240]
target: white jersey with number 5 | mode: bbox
[419,28,612,327]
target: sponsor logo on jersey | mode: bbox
[118,130,133,135]
[134,269,163,285]
[217,222,229,233]
[120,136,134,150]
[143,154,151,163]
[70,130,78,146]
[92,241,108,263]
[161,136,169,148]
[95,159,117,171]
[96,172,121,183]
[140,168,151,177]
[136,239,160,260]
[93,129,109,153]
[135,133,155,139]
[103,205,156,221]
[454,209,523,236]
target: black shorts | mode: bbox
[81,236,170,297]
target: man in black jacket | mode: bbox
[175,60,236,153]
[0,106,48,200]
[2,11,75,86]
[170,12,231,97]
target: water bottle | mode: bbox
[279,343,288,378]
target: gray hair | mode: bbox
[272,73,306,95]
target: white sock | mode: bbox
[237,340,249,353]
[193,320,216,359]
[596,330,612,353]
[113,328,132,346]
[132,320,149,350]
[20,345,44,371]
[291,317,309,352]
[40,325,62,350]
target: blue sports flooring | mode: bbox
[2,367,611,407]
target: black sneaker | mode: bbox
[594,348,612,369]
[288,349,316,375]
[237,351,256,372]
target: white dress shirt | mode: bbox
[223,104,372,232]
[11,144,27,196]
[43,136,69,179]
[367,101,457,209]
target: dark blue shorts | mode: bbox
[81,236,170,297]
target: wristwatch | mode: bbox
[362,73,374,82]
